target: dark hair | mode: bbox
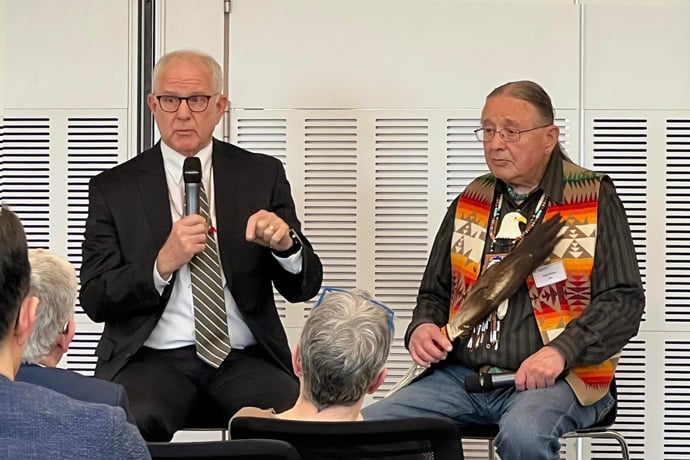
[488,80,570,160]
[0,205,31,341]
[488,80,555,124]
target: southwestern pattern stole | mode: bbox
[450,162,617,405]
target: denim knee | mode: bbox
[494,416,561,460]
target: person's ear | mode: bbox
[367,368,388,394]
[16,295,39,346]
[291,344,302,377]
[147,93,158,116]
[212,95,228,124]
[57,319,76,353]
[544,124,560,153]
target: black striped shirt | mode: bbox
[407,152,645,371]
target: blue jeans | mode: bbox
[362,363,615,460]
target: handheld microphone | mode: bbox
[182,157,202,216]
[465,372,516,393]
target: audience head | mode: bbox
[296,288,394,411]
[23,249,78,365]
[0,205,37,378]
[148,49,227,157]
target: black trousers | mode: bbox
[114,345,299,441]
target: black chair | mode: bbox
[231,415,464,459]
[178,396,230,440]
[461,380,629,460]
[147,439,300,460]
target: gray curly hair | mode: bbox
[300,288,394,411]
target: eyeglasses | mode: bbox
[155,95,215,113]
[313,287,395,333]
[474,124,551,143]
[61,321,70,335]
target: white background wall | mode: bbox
[3,0,690,457]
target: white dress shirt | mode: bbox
[143,141,303,350]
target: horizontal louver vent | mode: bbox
[664,340,690,459]
[374,118,429,324]
[302,118,358,315]
[66,117,120,320]
[373,337,414,399]
[0,117,51,248]
[592,339,646,459]
[591,119,647,291]
[665,119,690,323]
[446,118,485,204]
[372,118,430,398]
[234,117,289,319]
[66,329,102,377]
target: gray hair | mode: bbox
[151,49,223,95]
[488,80,570,160]
[22,249,77,363]
[300,289,393,411]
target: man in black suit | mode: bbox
[15,249,135,424]
[80,49,323,441]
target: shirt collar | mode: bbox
[160,140,214,186]
[495,146,565,204]
[539,148,565,204]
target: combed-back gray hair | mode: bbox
[300,288,393,411]
[22,249,77,363]
[488,80,570,160]
[152,49,223,95]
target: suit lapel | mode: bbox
[212,140,240,281]
[136,144,173,251]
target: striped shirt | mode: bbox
[407,151,645,371]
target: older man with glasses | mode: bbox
[364,80,644,460]
[80,49,323,441]
[232,287,394,422]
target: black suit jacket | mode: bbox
[80,139,323,381]
[15,363,136,424]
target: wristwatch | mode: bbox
[272,228,302,258]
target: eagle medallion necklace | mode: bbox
[467,192,549,351]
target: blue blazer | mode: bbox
[15,363,136,424]
[0,375,149,459]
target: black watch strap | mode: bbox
[272,228,302,258]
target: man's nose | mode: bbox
[487,132,506,149]
[175,99,193,118]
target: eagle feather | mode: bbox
[445,212,564,340]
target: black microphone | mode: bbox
[182,157,202,216]
[465,372,516,393]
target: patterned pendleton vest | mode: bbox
[449,160,616,405]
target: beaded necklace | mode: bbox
[488,192,549,252]
[506,184,533,201]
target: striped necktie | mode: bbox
[189,183,231,367]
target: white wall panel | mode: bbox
[1,108,128,372]
[159,0,225,65]
[230,0,581,110]
[583,5,690,110]
[2,0,132,374]
[4,0,131,110]
[0,0,5,121]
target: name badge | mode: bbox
[532,260,567,288]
